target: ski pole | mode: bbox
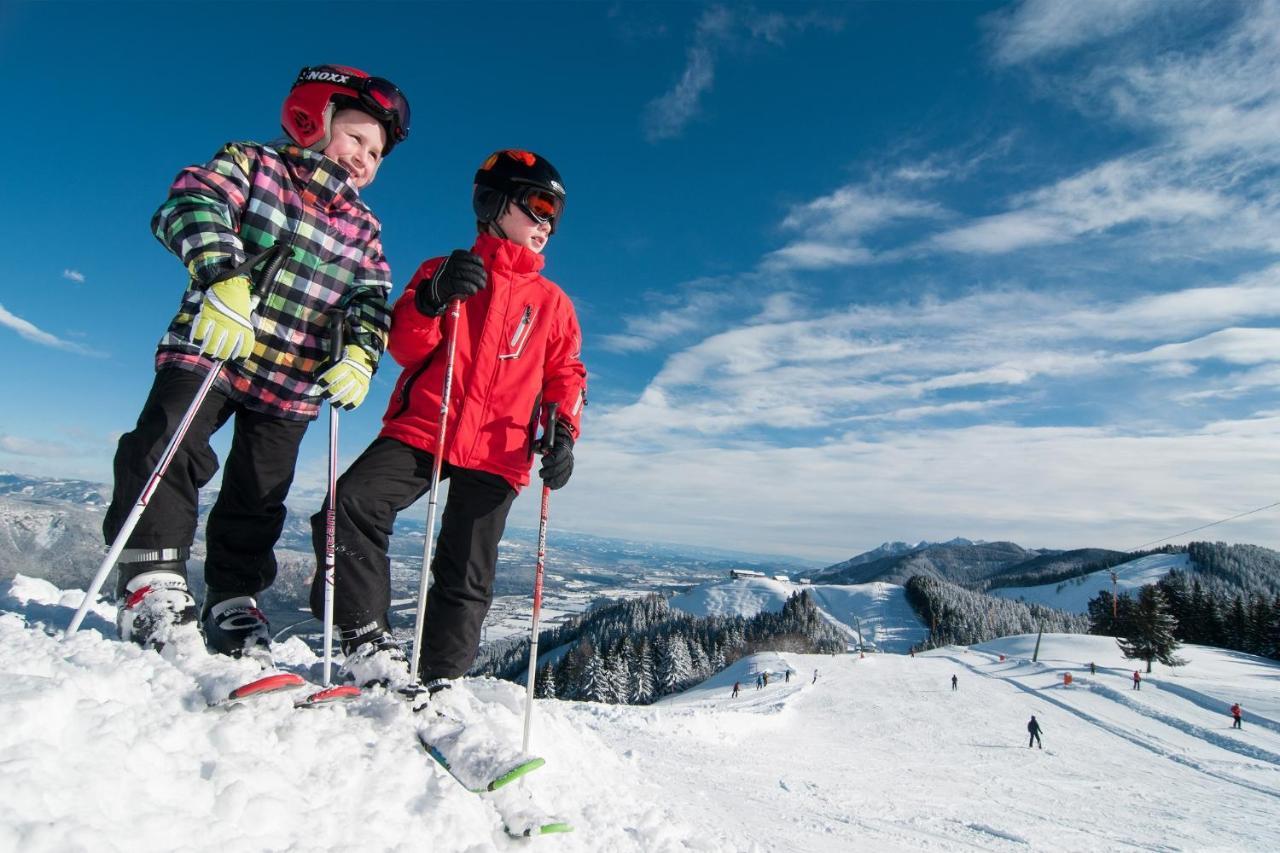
[408,297,464,687]
[320,308,346,686]
[66,241,294,637]
[522,403,557,753]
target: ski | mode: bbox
[209,671,307,708]
[416,722,545,792]
[295,684,362,708]
[483,784,573,837]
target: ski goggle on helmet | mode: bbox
[282,65,410,156]
[473,150,566,233]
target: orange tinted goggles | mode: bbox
[516,186,564,225]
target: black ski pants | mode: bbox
[1028,731,1042,748]
[104,367,309,597]
[309,437,516,680]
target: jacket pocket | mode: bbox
[499,305,535,360]
[388,354,434,420]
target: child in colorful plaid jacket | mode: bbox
[103,64,411,660]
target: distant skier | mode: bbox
[1089,661,1096,675]
[812,669,819,684]
[756,674,763,690]
[910,649,915,658]
[785,669,791,683]
[732,681,740,699]
[951,674,958,691]
[1132,670,1141,691]
[762,671,770,687]
[1231,703,1242,729]
[1027,715,1043,749]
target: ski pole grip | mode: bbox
[251,238,294,310]
[324,308,346,364]
[545,402,558,451]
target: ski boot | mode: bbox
[202,593,272,665]
[115,549,199,651]
[338,622,411,690]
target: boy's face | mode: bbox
[323,108,387,190]
[494,201,552,254]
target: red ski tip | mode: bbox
[296,684,361,708]
[228,672,307,700]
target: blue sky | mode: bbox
[2,1,1278,561]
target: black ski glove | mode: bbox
[415,249,487,316]
[538,424,575,490]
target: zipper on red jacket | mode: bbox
[500,305,534,360]
[388,352,434,421]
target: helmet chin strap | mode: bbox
[486,197,512,239]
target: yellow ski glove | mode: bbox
[318,345,374,410]
[191,275,256,362]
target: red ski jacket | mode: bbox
[379,233,587,490]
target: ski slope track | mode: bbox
[4,576,1280,851]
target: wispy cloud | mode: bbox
[0,303,105,356]
[643,6,842,142]
[988,0,1168,66]
[764,186,946,271]
[62,269,86,283]
[931,156,1232,254]
[558,414,1280,559]
[595,257,1280,449]
[0,434,86,458]
[1125,328,1280,366]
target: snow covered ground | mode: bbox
[990,552,1192,614]
[4,575,1279,852]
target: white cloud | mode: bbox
[765,186,946,271]
[932,157,1232,255]
[762,242,872,271]
[62,269,85,283]
[556,415,1280,560]
[0,434,84,458]
[989,0,1167,66]
[643,6,842,142]
[1125,328,1280,366]
[0,303,104,357]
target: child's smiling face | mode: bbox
[323,109,387,190]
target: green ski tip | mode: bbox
[505,820,573,838]
[488,757,546,791]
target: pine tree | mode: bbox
[581,652,609,703]
[536,662,557,699]
[632,637,656,703]
[657,633,692,694]
[608,642,632,703]
[1117,585,1186,673]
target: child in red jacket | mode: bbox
[310,150,586,691]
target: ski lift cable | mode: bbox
[1125,500,1280,552]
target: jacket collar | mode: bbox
[275,144,365,213]
[472,232,546,276]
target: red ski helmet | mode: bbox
[473,149,566,233]
[282,65,410,156]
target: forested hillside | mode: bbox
[474,591,845,704]
[1088,542,1280,661]
[904,574,1090,648]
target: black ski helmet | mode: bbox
[473,149,566,234]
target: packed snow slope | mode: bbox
[4,575,1280,852]
[989,552,1191,614]
[668,576,929,652]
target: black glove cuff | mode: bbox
[414,274,447,317]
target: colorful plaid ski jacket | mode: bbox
[151,141,392,420]
[380,233,587,491]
